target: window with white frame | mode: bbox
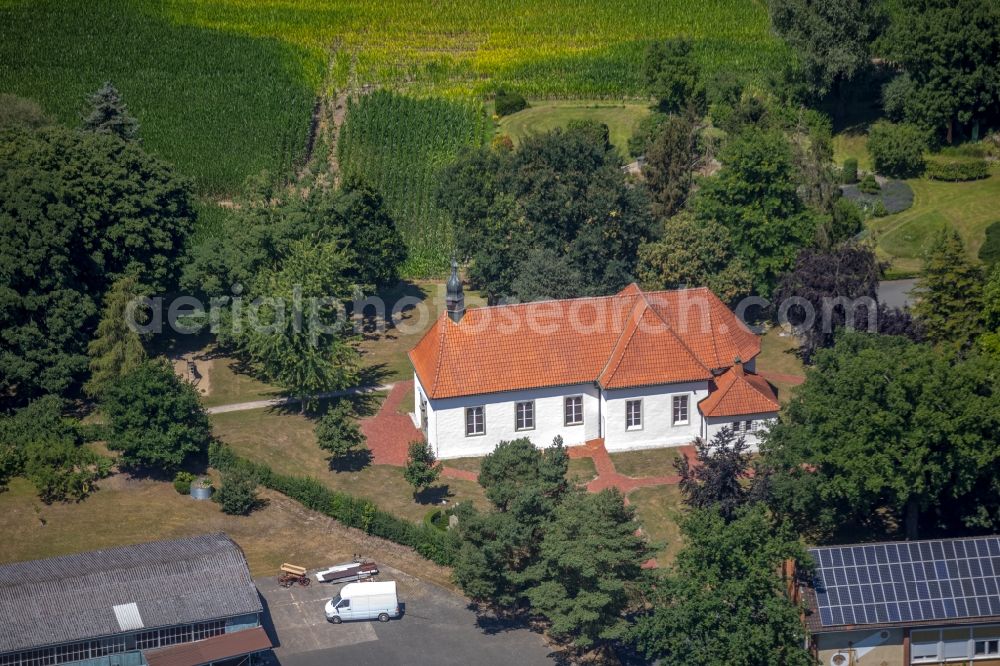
[976,639,1000,656]
[515,401,534,430]
[564,396,583,426]
[626,399,642,430]
[732,420,757,433]
[672,395,689,425]
[466,406,485,436]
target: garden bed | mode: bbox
[841,179,914,215]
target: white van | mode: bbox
[325,580,400,624]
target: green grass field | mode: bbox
[497,100,650,159]
[869,168,1000,276]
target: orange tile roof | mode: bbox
[698,364,780,418]
[410,284,760,399]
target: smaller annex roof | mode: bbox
[144,626,271,666]
[803,536,1000,634]
[698,364,780,418]
[410,284,759,399]
[0,533,262,655]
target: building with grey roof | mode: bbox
[0,533,270,666]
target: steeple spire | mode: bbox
[446,257,465,323]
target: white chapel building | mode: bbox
[408,265,780,459]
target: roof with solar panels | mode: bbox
[803,535,1000,633]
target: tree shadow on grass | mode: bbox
[413,484,453,505]
[328,449,373,473]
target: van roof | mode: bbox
[340,580,396,597]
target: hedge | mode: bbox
[208,442,459,565]
[926,158,990,182]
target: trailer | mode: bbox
[315,559,378,584]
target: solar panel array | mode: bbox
[810,537,1000,628]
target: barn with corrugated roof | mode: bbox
[0,533,271,666]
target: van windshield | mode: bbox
[331,594,341,606]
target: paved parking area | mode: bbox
[257,565,556,666]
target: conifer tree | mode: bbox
[81,81,140,141]
[913,229,984,347]
[85,275,148,398]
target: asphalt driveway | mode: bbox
[257,564,557,666]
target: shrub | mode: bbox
[867,121,927,178]
[830,198,863,241]
[315,402,368,460]
[859,173,881,194]
[925,158,989,182]
[842,158,858,184]
[214,466,260,516]
[871,200,889,217]
[981,222,1000,267]
[173,471,195,495]
[494,88,528,117]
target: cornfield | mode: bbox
[163,0,786,97]
[337,91,490,276]
[2,0,786,196]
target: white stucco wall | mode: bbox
[602,381,710,452]
[704,412,777,451]
[416,376,601,458]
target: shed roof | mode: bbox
[0,533,262,654]
[143,627,271,666]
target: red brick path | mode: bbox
[360,381,481,481]
[361,380,420,466]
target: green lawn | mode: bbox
[609,447,680,478]
[869,168,1000,276]
[497,101,650,159]
[210,406,490,524]
[628,485,684,565]
[201,357,280,408]
[0,476,456,588]
[832,130,872,173]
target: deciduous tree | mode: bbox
[627,506,812,666]
[102,359,211,474]
[637,213,754,303]
[694,129,818,296]
[883,0,1000,142]
[0,126,194,407]
[769,0,887,105]
[644,39,705,114]
[676,427,764,521]
[762,333,1000,540]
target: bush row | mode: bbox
[925,158,990,182]
[208,442,459,566]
